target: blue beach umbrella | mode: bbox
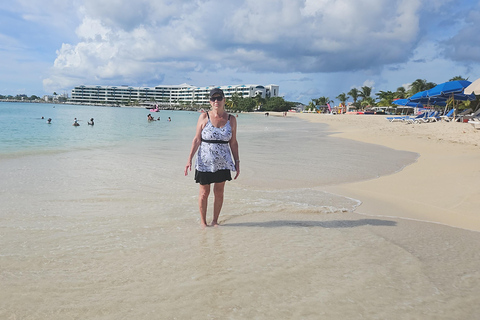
[426,80,475,101]
[408,91,429,103]
[393,99,423,107]
[408,91,447,106]
[426,80,475,118]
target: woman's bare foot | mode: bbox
[210,221,220,227]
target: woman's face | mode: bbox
[209,95,225,109]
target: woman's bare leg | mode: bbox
[198,184,210,228]
[212,182,225,226]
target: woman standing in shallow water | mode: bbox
[184,88,240,228]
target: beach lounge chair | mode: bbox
[468,120,480,130]
[405,112,428,124]
[414,111,438,123]
[439,108,455,122]
[386,115,410,122]
[455,108,473,122]
[427,111,442,122]
[462,108,480,122]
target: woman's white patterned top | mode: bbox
[195,114,236,173]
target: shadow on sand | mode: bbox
[223,219,396,228]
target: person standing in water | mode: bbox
[184,88,240,228]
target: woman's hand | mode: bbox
[234,161,240,179]
[184,161,192,176]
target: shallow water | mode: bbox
[1,103,480,319]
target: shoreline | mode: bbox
[290,112,480,232]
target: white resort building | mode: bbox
[70,83,279,105]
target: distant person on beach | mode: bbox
[88,118,94,125]
[73,118,79,126]
[184,88,240,228]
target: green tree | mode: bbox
[226,92,243,111]
[307,100,316,112]
[263,96,293,112]
[336,93,349,105]
[449,75,468,81]
[237,97,256,112]
[336,92,349,113]
[375,90,395,106]
[359,86,372,100]
[348,88,360,107]
[253,94,266,110]
[316,96,333,106]
[395,86,407,99]
[408,79,436,95]
[361,97,376,107]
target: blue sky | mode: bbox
[1,0,480,104]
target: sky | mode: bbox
[1,0,480,104]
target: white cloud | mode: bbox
[19,0,474,102]
[44,0,427,93]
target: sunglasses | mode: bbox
[210,96,223,102]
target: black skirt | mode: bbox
[195,169,232,185]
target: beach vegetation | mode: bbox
[348,88,360,107]
[262,96,296,112]
[408,79,436,95]
[0,94,43,102]
[336,93,349,106]
[306,100,316,112]
[254,93,266,110]
[395,86,407,99]
[376,90,396,107]
[450,75,468,81]
[359,86,375,107]
[315,96,334,107]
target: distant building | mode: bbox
[70,83,279,105]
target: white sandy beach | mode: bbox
[293,112,480,232]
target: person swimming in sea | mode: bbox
[73,118,80,126]
[88,118,94,125]
[47,118,52,124]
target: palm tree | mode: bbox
[408,79,436,95]
[226,92,242,111]
[358,86,374,108]
[254,93,265,110]
[311,98,320,107]
[359,86,372,100]
[315,96,333,113]
[361,97,376,108]
[375,90,395,106]
[317,96,333,106]
[348,88,360,107]
[336,93,349,114]
[394,86,407,99]
[449,75,468,81]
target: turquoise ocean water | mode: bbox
[3,102,479,319]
